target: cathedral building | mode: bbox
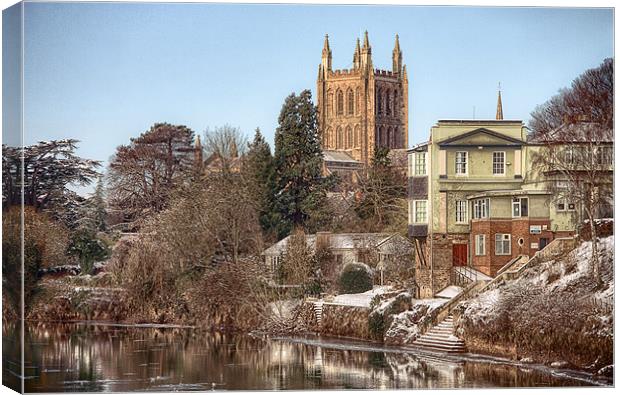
[317,32,409,167]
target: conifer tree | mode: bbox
[273,90,335,237]
[243,128,277,237]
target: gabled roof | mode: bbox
[438,128,525,147]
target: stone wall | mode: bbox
[321,303,371,340]
[300,301,371,340]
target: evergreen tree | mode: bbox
[79,176,107,232]
[243,128,277,237]
[273,90,335,237]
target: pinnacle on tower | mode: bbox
[362,30,370,51]
[496,83,504,120]
[392,34,403,74]
[322,34,331,54]
[353,38,361,69]
[321,34,332,73]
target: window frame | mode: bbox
[475,234,486,256]
[413,200,428,224]
[473,198,490,219]
[512,197,529,218]
[492,151,506,175]
[455,200,468,224]
[455,151,468,175]
[414,152,427,176]
[495,233,511,256]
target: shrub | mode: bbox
[338,262,373,294]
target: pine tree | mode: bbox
[79,176,107,232]
[273,90,335,237]
[243,128,277,237]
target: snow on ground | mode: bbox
[332,286,392,307]
[435,285,463,299]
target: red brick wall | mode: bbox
[471,218,554,276]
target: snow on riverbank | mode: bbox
[456,235,614,372]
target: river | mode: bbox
[2,322,606,392]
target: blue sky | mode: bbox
[2,2,614,174]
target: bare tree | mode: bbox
[531,122,613,285]
[530,58,613,141]
[202,125,247,174]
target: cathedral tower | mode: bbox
[317,32,409,165]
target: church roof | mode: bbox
[323,150,362,164]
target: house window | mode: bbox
[557,198,576,212]
[473,198,490,219]
[597,146,613,165]
[475,234,486,256]
[455,151,468,175]
[564,147,574,164]
[493,152,505,175]
[414,200,427,223]
[495,234,511,255]
[512,197,529,217]
[414,152,426,175]
[335,254,343,265]
[455,200,468,223]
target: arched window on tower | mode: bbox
[337,91,344,116]
[392,91,398,117]
[346,126,353,149]
[355,88,360,115]
[376,90,382,116]
[354,125,360,148]
[347,90,354,116]
[325,127,332,147]
[386,90,392,116]
[393,126,399,148]
[336,126,343,149]
[327,91,334,117]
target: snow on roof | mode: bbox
[262,232,398,256]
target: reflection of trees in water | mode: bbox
[10,323,589,391]
[2,323,22,392]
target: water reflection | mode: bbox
[2,322,596,392]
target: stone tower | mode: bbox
[317,32,409,165]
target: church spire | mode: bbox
[392,34,402,74]
[496,83,504,120]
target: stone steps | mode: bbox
[411,315,466,353]
[312,301,323,326]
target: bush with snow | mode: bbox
[338,262,374,294]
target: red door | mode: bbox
[453,244,468,266]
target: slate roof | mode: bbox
[323,150,362,164]
[262,233,399,256]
